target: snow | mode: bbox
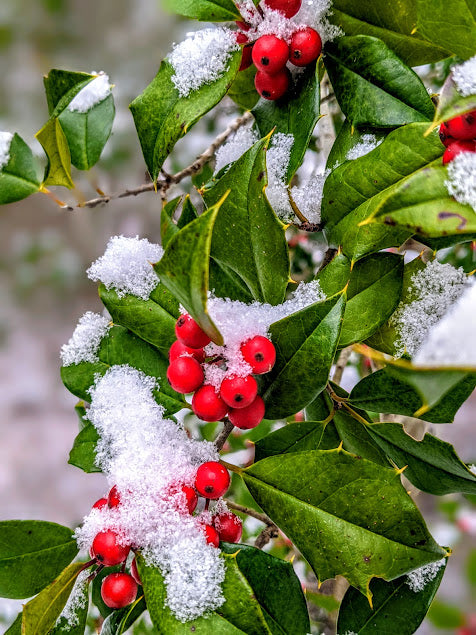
[405,559,445,593]
[68,72,111,113]
[292,0,343,44]
[0,131,13,170]
[266,132,295,221]
[214,125,259,174]
[87,235,163,300]
[469,464,476,475]
[346,134,382,161]
[60,312,111,366]
[291,169,329,224]
[452,55,476,97]
[54,569,89,630]
[169,28,239,97]
[445,151,476,212]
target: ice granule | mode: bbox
[452,55,476,97]
[87,235,163,300]
[214,125,259,174]
[413,281,476,367]
[445,151,476,211]
[291,169,329,224]
[54,569,89,630]
[169,28,239,97]
[68,72,111,113]
[405,559,445,593]
[346,134,382,161]
[60,312,111,366]
[292,0,343,44]
[0,131,13,170]
[391,260,469,357]
[266,133,294,221]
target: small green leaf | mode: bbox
[68,423,100,473]
[433,71,476,128]
[228,64,259,110]
[177,195,198,229]
[35,118,74,188]
[100,597,147,635]
[0,521,78,599]
[0,133,41,205]
[333,411,389,467]
[162,0,241,21]
[416,0,476,60]
[43,69,93,116]
[5,613,22,634]
[254,420,340,461]
[160,196,182,248]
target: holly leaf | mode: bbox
[49,580,89,635]
[177,195,198,229]
[254,420,341,461]
[68,423,101,473]
[0,521,78,599]
[333,411,389,467]
[0,133,42,205]
[326,120,387,170]
[100,597,147,635]
[242,449,447,596]
[432,71,476,128]
[416,0,476,60]
[162,0,241,21]
[160,196,182,249]
[228,64,259,110]
[324,36,435,129]
[35,118,74,188]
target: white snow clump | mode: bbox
[0,131,13,170]
[214,125,259,174]
[405,560,445,593]
[445,151,476,212]
[346,134,383,161]
[60,312,111,366]
[68,72,111,113]
[452,55,476,97]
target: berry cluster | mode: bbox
[167,313,276,429]
[440,111,476,164]
[236,0,322,100]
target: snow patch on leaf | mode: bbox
[54,569,89,630]
[291,169,329,224]
[445,151,476,211]
[214,124,259,174]
[60,312,111,366]
[68,72,111,113]
[0,131,13,170]
[405,559,445,593]
[346,134,382,161]
[266,132,295,221]
[452,55,476,97]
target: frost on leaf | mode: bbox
[0,131,13,170]
[214,125,259,174]
[345,134,382,161]
[265,132,295,222]
[291,169,329,224]
[445,151,476,212]
[68,72,111,113]
[405,559,445,593]
[54,569,89,630]
[452,55,476,97]
[60,312,111,366]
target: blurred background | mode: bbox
[0,0,474,632]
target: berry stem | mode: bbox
[214,419,234,451]
[287,189,309,224]
[219,459,243,475]
[225,500,275,526]
[87,563,105,582]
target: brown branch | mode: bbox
[332,346,352,385]
[316,247,337,274]
[214,419,234,451]
[254,524,279,549]
[225,500,274,526]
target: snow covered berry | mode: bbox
[220,375,258,409]
[442,140,476,165]
[255,69,289,100]
[445,112,476,140]
[167,356,204,393]
[101,572,138,609]
[192,384,228,422]
[263,0,302,18]
[92,530,130,566]
[175,314,211,348]
[213,512,243,543]
[229,395,265,429]
[240,335,276,374]
[195,461,230,499]
[181,484,198,514]
[130,557,142,585]
[252,35,289,74]
[203,524,220,548]
[289,27,322,66]
[169,339,205,363]
[92,497,107,510]
[107,485,121,508]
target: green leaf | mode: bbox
[228,64,259,110]
[154,196,228,344]
[203,137,290,306]
[49,580,89,635]
[35,118,74,188]
[260,294,346,419]
[0,521,78,599]
[162,0,241,21]
[68,423,100,473]
[316,252,403,346]
[100,597,147,635]
[329,0,451,65]
[333,411,389,467]
[337,560,446,635]
[160,196,182,249]
[254,420,340,461]
[130,54,241,181]
[427,599,465,629]
[366,422,476,495]
[177,195,198,229]
[0,133,41,205]
[4,613,21,635]
[326,120,386,170]
[416,0,476,60]
[22,562,84,635]
[253,64,320,180]
[43,69,93,116]
[324,36,435,129]
[432,71,476,128]
[242,450,447,596]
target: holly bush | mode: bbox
[1,0,476,633]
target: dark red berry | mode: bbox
[204,524,220,548]
[195,462,230,499]
[175,314,211,348]
[92,530,130,566]
[240,43,254,71]
[213,512,243,543]
[229,395,265,430]
[290,27,322,66]
[236,32,248,45]
[130,557,142,585]
[167,356,204,394]
[264,0,302,18]
[169,340,205,363]
[255,69,290,100]
[235,20,251,31]
[439,121,454,147]
[108,485,121,508]
[181,485,198,514]
[240,336,276,374]
[192,385,228,422]
[92,497,107,510]
[101,573,138,609]
[252,35,289,74]
[442,140,476,165]
[445,112,476,140]
[220,375,258,409]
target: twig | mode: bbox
[254,524,279,549]
[215,419,234,451]
[225,500,275,526]
[332,346,352,385]
[316,247,337,274]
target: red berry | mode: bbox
[181,485,198,514]
[235,20,251,31]
[130,557,142,585]
[92,497,107,510]
[213,512,243,543]
[195,462,230,499]
[220,375,258,409]
[240,336,276,374]
[442,140,476,165]
[236,32,248,45]
[439,121,454,147]
[167,356,204,394]
[445,112,476,140]
[229,395,265,430]
[203,524,220,548]
[92,530,130,566]
[192,385,228,422]
[101,573,138,609]
[169,340,205,364]
[290,27,322,66]
[107,485,121,508]
[255,69,290,100]
[263,0,302,18]
[252,35,289,74]
[175,314,211,348]
[240,43,254,71]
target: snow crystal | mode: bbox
[169,28,239,97]
[346,134,382,161]
[0,131,13,170]
[405,560,445,593]
[291,169,329,224]
[413,281,476,367]
[445,151,476,211]
[68,72,111,113]
[87,235,163,300]
[60,312,111,366]
[391,260,469,357]
[54,569,89,630]
[214,125,259,174]
[266,133,294,221]
[292,0,343,44]
[469,464,476,475]
[74,365,224,622]
[256,5,298,41]
[452,55,476,97]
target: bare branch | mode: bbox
[214,419,234,451]
[332,346,352,385]
[225,500,274,526]
[254,524,279,549]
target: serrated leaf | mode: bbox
[254,420,340,461]
[130,54,241,181]
[162,0,241,21]
[0,133,41,205]
[324,36,435,129]
[202,137,290,306]
[333,411,389,467]
[160,196,182,248]
[0,521,78,599]
[43,69,93,116]
[416,0,476,60]
[242,450,447,596]
[68,423,100,473]
[228,64,259,110]
[432,72,476,128]
[35,118,74,188]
